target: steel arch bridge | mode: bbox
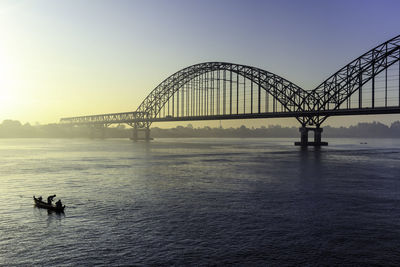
[61,35,400,146]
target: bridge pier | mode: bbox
[145,128,150,141]
[130,123,152,142]
[295,126,328,147]
[132,124,138,141]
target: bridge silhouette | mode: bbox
[61,35,400,146]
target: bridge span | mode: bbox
[61,35,400,146]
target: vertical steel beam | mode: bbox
[168,90,170,116]
[186,81,189,116]
[185,83,187,117]
[172,87,175,117]
[243,71,246,113]
[181,83,184,117]
[211,71,214,115]
[251,71,253,114]
[334,74,338,110]
[385,52,388,108]
[359,60,362,108]
[230,69,232,115]
[191,78,194,116]
[197,74,200,116]
[273,85,276,112]
[265,85,269,112]
[258,70,261,114]
[196,74,199,116]
[200,73,203,116]
[213,70,215,115]
[399,49,400,107]
[191,76,195,116]
[217,70,220,115]
[223,70,226,115]
[237,71,239,114]
[347,65,350,109]
[200,73,202,116]
[191,77,194,116]
[206,71,208,116]
[372,54,375,109]
[176,86,179,117]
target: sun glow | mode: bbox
[0,52,19,117]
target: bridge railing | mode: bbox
[60,111,149,125]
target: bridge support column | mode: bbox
[295,126,328,147]
[314,127,322,144]
[130,122,152,141]
[299,127,308,146]
[99,124,106,139]
[145,127,151,141]
[132,125,138,142]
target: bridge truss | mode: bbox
[60,35,400,145]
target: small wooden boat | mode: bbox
[33,196,65,212]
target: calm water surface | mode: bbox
[1,138,400,266]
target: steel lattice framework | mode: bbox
[60,35,400,142]
[135,62,307,122]
[305,34,400,126]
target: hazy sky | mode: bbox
[0,0,399,127]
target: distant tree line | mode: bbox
[1,120,400,138]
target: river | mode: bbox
[1,138,399,266]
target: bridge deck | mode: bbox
[60,107,400,125]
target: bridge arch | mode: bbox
[135,62,308,125]
[60,35,400,146]
[306,34,400,126]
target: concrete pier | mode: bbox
[131,126,152,142]
[294,126,328,147]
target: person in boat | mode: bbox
[55,199,63,208]
[38,196,43,201]
[47,194,56,204]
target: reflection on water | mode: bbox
[1,138,400,265]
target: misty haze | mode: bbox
[1,0,400,266]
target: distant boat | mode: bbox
[360,142,368,144]
[33,196,65,212]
